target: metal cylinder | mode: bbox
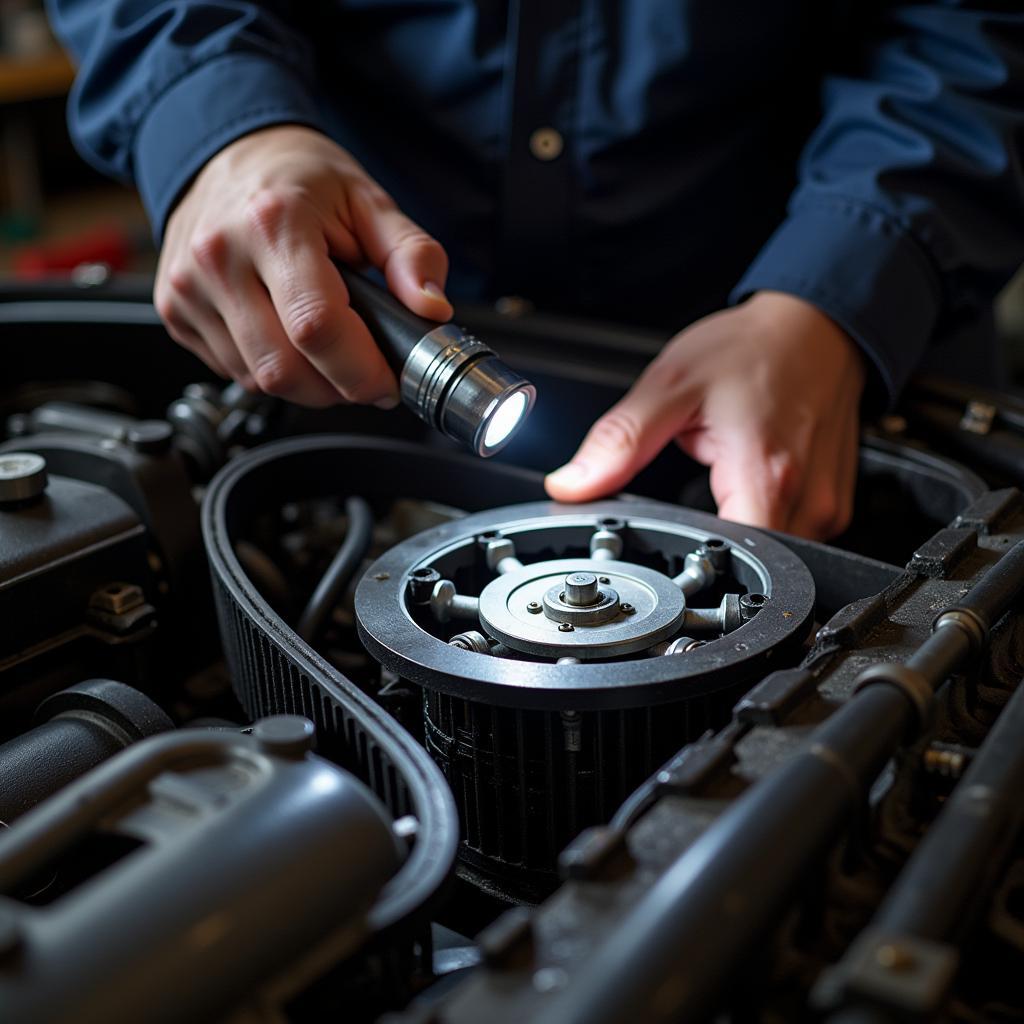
[564,572,600,607]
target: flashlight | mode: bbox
[337,266,536,457]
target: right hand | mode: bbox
[154,125,453,407]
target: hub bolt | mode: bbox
[558,622,575,632]
[620,603,635,615]
[564,572,600,607]
[527,601,542,614]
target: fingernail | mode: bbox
[546,462,590,489]
[374,395,400,411]
[422,281,448,303]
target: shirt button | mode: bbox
[529,127,564,161]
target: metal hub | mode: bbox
[481,558,684,658]
[354,501,816,709]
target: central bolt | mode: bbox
[564,572,600,607]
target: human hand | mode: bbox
[545,292,866,540]
[154,125,452,407]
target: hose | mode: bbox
[297,496,374,643]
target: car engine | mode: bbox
[2,278,1024,1023]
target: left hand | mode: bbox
[544,291,866,540]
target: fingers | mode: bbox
[347,184,453,322]
[709,434,801,532]
[246,199,398,405]
[545,359,700,501]
[708,398,858,539]
[154,124,452,409]
[786,391,860,539]
[217,273,341,408]
[154,271,252,387]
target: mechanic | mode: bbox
[47,2,1024,539]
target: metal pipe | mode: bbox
[535,541,1024,1024]
[883,681,1024,938]
[824,670,1024,1023]
[534,687,911,1024]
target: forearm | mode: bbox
[45,0,324,234]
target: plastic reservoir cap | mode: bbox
[253,716,316,759]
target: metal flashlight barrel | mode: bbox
[338,266,535,456]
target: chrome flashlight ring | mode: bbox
[400,325,491,426]
[400,326,535,456]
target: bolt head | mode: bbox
[527,601,542,613]
[558,622,574,632]
[620,603,635,614]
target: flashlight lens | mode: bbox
[483,390,529,450]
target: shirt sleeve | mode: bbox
[45,1,326,236]
[730,3,1024,408]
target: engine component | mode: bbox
[203,437,464,937]
[5,397,210,595]
[297,495,375,643]
[0,452,47,504]
[0,388,251,690]
[0,716,402,1024]
[355,500,815,897]
[0,453,156,700]
[814,621,1024,1022]
[0,678,172,824]
[403,489,1024,1024]
[10,288,1024,1022]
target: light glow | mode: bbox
[483,390,529,450]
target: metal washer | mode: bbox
[479,558,685,659]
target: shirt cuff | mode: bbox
[133,53,325,238]
[729,197,943,410]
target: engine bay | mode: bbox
[2,281,1024,1023]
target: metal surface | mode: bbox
[529,540,1024,1024]
[356,502,814,709]
[0,472,149,668]
[401,327,537,456]
[819,663,1024,1021]
[479,557,684,658]
[357,497,814,897]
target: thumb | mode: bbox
[348,187,453,322]
[546,382,698,502]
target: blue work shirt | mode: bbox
[47,1,1024,407]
